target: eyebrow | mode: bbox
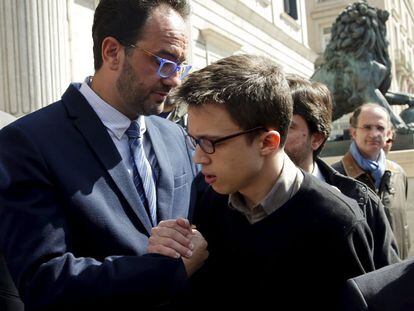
[197,134,221,140]
[189,132,224,141]
[156,49,185,63]
[361,124,385,127]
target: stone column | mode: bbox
[0,0,70,117]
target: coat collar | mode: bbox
[342,152,367,180]
[342,151,399,177]
[145,117,174,221]
[62,84,154,234]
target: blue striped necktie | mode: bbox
[126,121,157,226]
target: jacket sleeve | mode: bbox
[339,279,369,311]
[0,124,188,310]
[364,189,401,267]
[344,219,375,278]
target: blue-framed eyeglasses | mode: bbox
[186,126,267,154]
[127,44,192,80]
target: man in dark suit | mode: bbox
[0,113,24,311]
[341,258,414,310]
[0,1,207,310]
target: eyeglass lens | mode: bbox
[159,61,191,79]
[186,136,213,154]
[359,125,386,133]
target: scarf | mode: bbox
[349,141,386,189]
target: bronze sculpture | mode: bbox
[311,0,411,132]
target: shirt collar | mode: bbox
[312,162,326,183]
[79,76,146,140]
[260,154,303,213]
[229,154,303,221]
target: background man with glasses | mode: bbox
[333,103,411,259]
[147,54,375,310]
[0,0,207,310]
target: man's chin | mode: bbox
[155,103,165,115]
[141,102,164,116]
[362,149,381,160]
[211,184,232,195]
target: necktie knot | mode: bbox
[126,121,140,140]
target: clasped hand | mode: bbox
[147,218,208,277]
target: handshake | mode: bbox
[147,218,209,277]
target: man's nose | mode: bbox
[192,145,210,165]
[162,72,181,88]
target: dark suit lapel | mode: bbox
[61,85,153,233]
[146,117,174,221]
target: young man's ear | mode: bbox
[311,132,326,152]
[101,37,123,70]
[261,130,280,155]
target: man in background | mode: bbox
[333,103,410,259]
[383,126,395,155]
[284,74,399,268]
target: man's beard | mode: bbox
[116,58,163,116]
[286,139,313,170]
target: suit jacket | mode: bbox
[0,254,23,311]
[341,258,414,311]
[0,113,23,310]
[0,84,197,310]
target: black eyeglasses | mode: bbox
[186,127,267,154]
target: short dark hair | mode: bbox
[287,74,332,157]
[92,0,190,70]
[349,103,391,128]
[173,54,293,145]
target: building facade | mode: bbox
[307,0,414,94]
[0,0,316,117]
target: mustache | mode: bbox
[368,138,382,143]
[154,86,172,94]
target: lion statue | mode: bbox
[311,0,407,129]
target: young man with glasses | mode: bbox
[147,54,375,310]
[0,0,207,310]
[333,103,411,259]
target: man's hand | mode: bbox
[147,218,209,277]
[182,229,208,277]
[147,218,194,258]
